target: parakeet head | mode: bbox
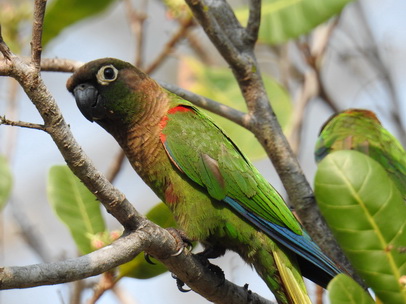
[318,109,381,136]
[67,58,159,126]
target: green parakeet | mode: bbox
[67,58,341,304]
[315,109,406,200]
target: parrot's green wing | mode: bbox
[315,109,406,199]
[160,103,300,232]
[160,102,340,281]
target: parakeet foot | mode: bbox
[243,283,253,302]
[166,227,193,256]
[194,247,226,286]
[144,252,156,265]
[171,273,191,292]
[170,249,226,293]
[144,228,193,264]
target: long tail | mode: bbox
[253,240,312,304]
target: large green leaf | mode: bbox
[47,165,106,254]
[236,0,353,45]
[119,202,176,279]
[0,155,12,210]
[315,150,406,304]
[182,57,292,160]
[328,274,374,304]
[43,0,116,46]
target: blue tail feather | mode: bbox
[223,196,341,282]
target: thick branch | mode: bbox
[0,218,274,304]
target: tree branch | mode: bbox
[0,25,12,61]
[158,80,251,128]
[0,116,46,132]
[185,0,356,280]
[31,0,47,70]
[145,16,195,74]
[0,217,274,304]
[245,0,261,46]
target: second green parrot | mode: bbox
[315,109,406,200]
[67,58,341,303]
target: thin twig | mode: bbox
[5,78,20,159]
[124,0,147,68]
[70,279,86,304]
[316,285,324,304]
[111,284,138,304]
[288,21,340,154]
[286,70,317,154]
[0,116,46,132]
[105,149,126,183]
[40,57,83,72]
[31,0,47,70]
[300,20,340,113]
[186,31,215,65]
[10,199,52,263]
[245,0,261,46]
[87,271,116,304]
[145,16,195,74]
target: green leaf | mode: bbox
[328,274,375,304]
[43,0,116,46]
[182,57,292,160]
[47,165,106,254]
[119,252,168,280]
[315,150,406,304]
[236,0,353,45]
[119,202,176,279]
[0,156,12,210]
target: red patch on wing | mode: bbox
[167,105,194,114]
[159,106,194,143]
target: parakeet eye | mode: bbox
[96,65,118,85]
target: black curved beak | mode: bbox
[72,83,100,122]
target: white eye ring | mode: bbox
[96,65,118,85]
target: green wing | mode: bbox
[160,104,301,234]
